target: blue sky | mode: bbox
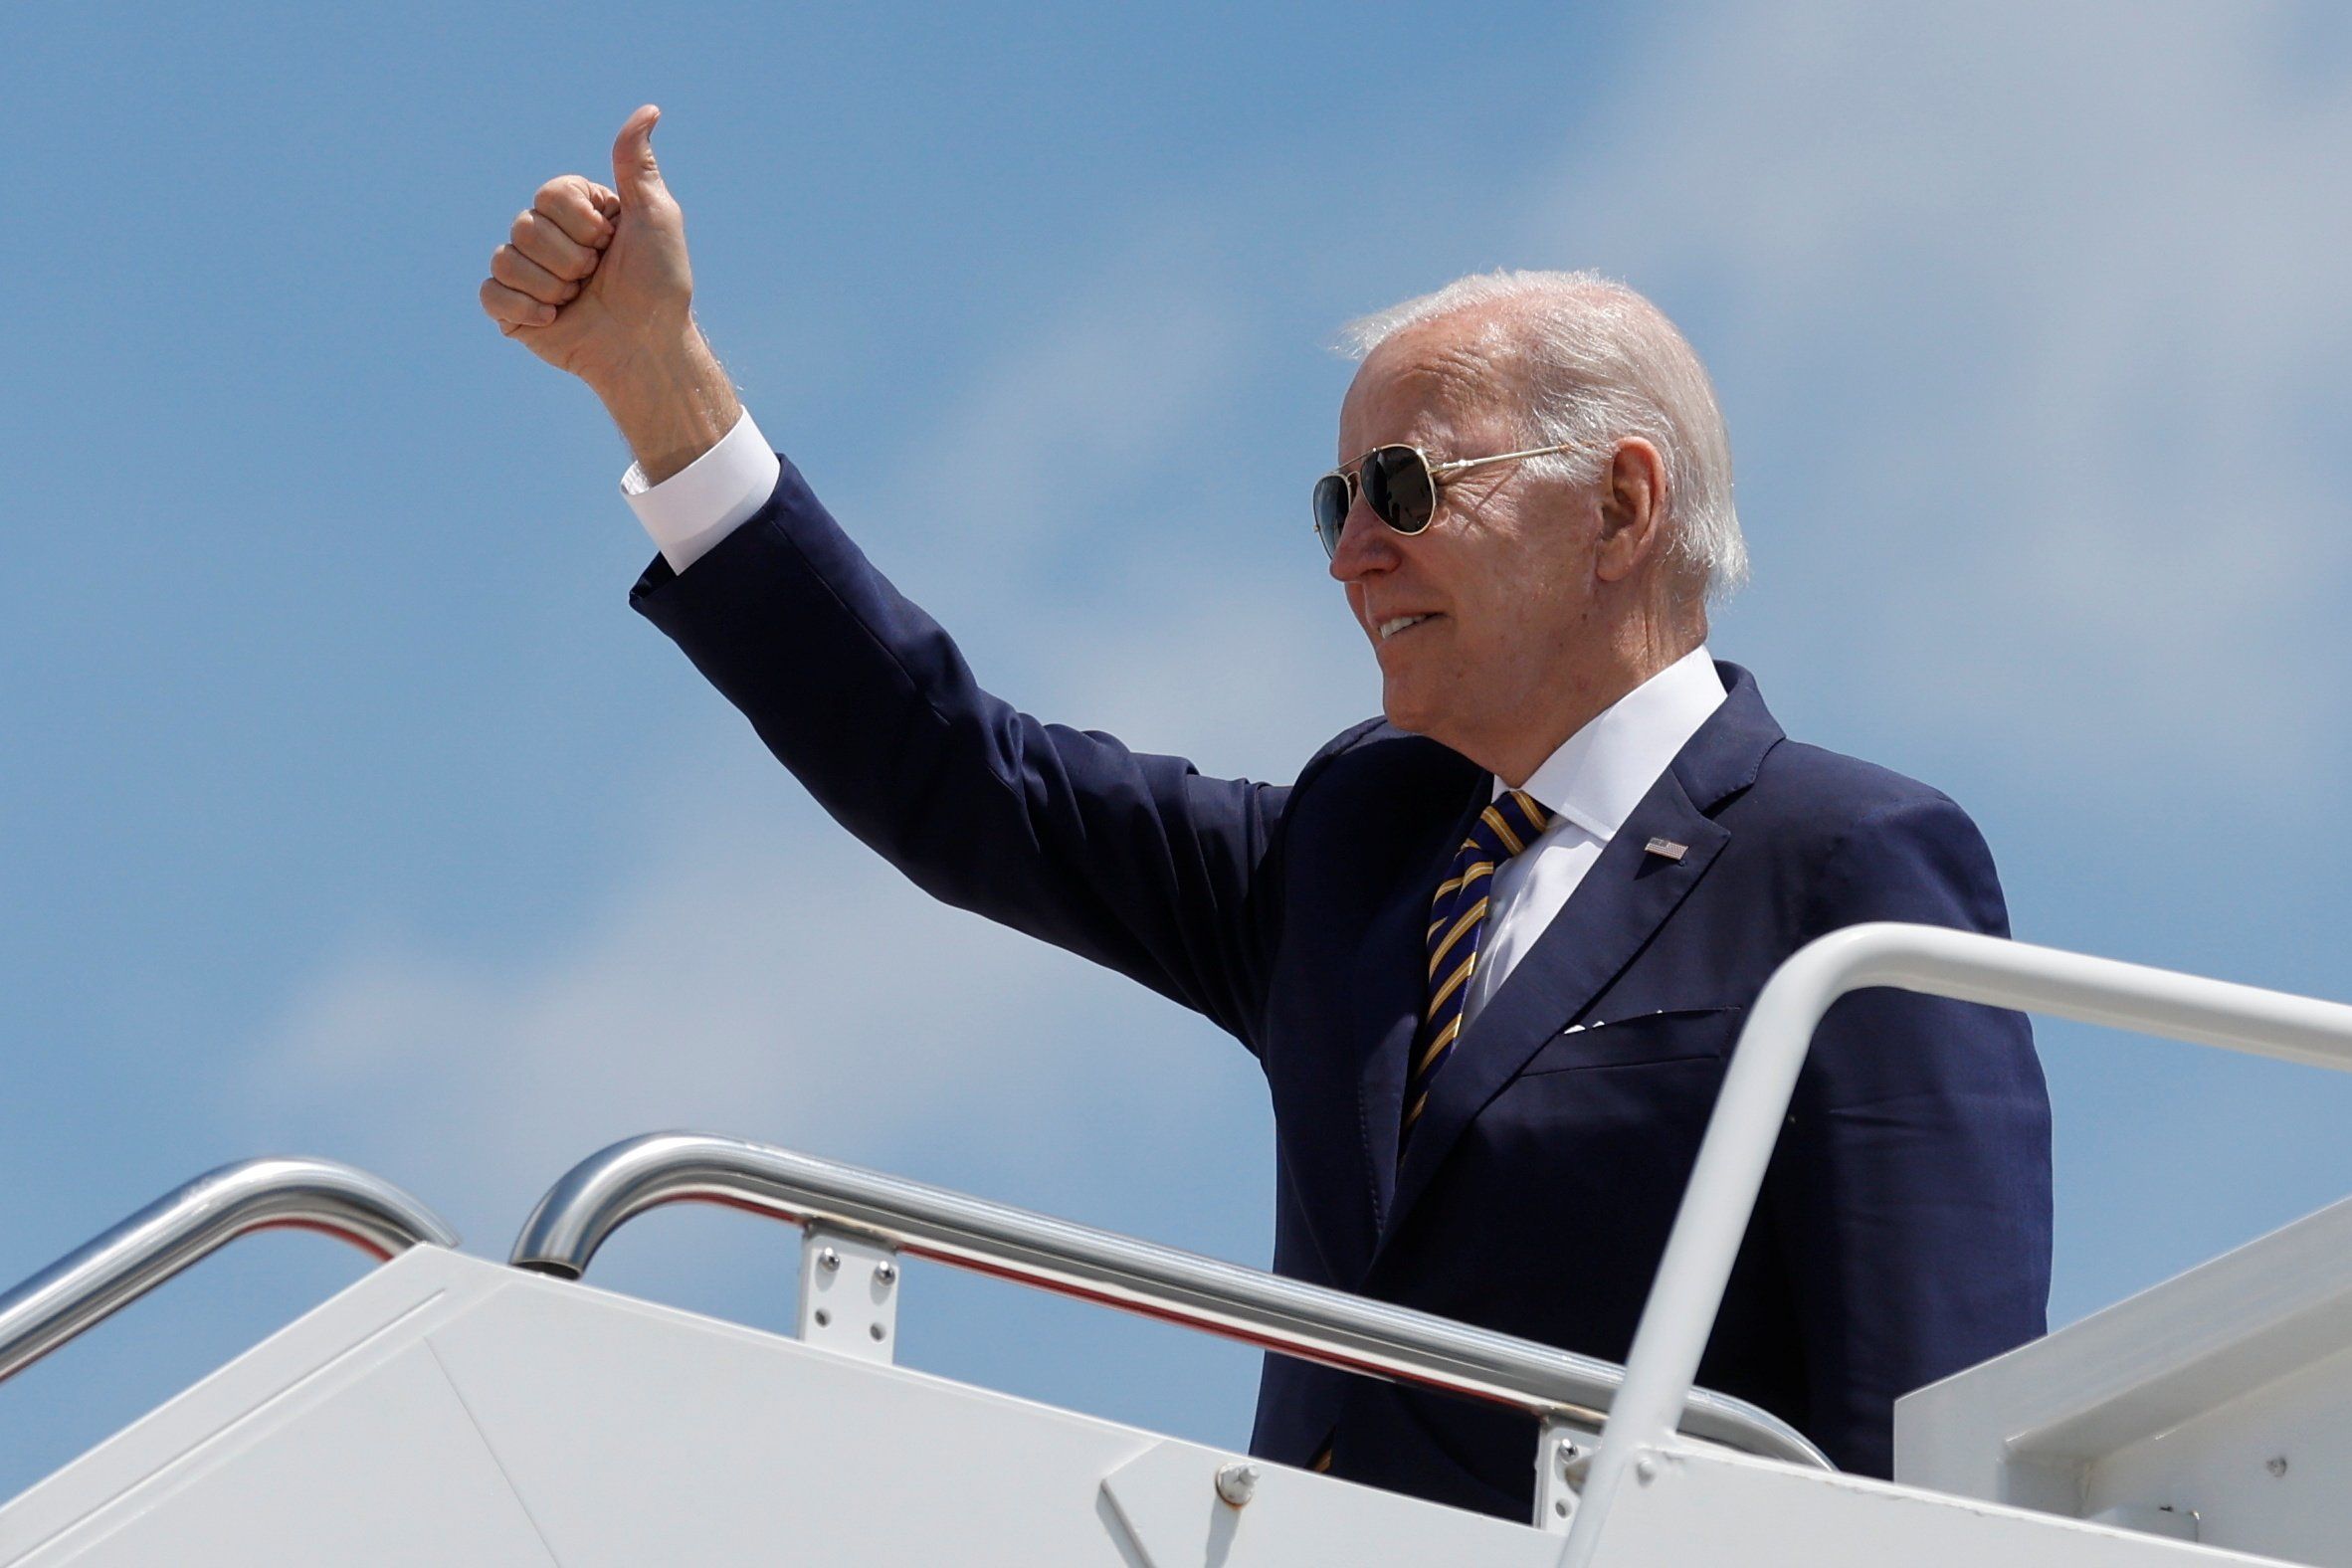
[7,1,2352,1501]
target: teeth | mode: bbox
[1379,615,1430,642]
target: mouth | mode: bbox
[1377,613,1438,643]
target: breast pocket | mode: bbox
[1516,1006,1744,1075]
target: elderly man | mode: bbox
[480,108,2052,1518]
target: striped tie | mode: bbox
[1403,788,1554,1142]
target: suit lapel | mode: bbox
[1379,777,1725,1255]
[1372,663,1784,1262]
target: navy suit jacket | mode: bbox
[631,456,2054,1519]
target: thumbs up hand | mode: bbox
[482,105,696,397]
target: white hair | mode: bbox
[1338,270,1747,601]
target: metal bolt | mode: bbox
[869,1321,887,1341]
[818,1247,841,1273]
[1559,1443,1582,1473]
[1554,1497,1571,1518]
[1215,1461,1260,1507]
[875,1260,898,1286]
[2268,1456,2289,1477]
[813,1307,832,1327]
[1634,1458,1658,1484]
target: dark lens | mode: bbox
[1312,473,1351,557]
[1364,446,1436,533]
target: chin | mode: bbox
[1379,680,1438,739]
[1381,676,1480,757]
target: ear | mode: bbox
[1593,438,1667,584]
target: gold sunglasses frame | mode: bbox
[1311,440,1596,557]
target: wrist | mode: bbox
[592,324,744,486]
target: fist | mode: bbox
[481,105,695,392]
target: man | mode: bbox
[479,107,2053,1519]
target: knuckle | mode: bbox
[492,246,545,294]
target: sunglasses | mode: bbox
[1311,441,1592,559]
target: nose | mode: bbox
[1326,498,1400,585]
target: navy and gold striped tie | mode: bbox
[1402,789,1554,1142]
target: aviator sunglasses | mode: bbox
[1312,441,1592,558]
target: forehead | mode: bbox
[1338,313,1522,457]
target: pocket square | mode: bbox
[1566,1007,1738,1035]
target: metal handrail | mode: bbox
[0,1157,459,1384]
[508,1131,1831,1469]
[1562,921,2352,1566]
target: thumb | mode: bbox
[611,104,667,206]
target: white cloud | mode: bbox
[1531,2,2352,793]
[247,771,1083,1200]
[846,238,1251,596]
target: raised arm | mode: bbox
[479,109,1299,1046]
[631,461,1295,1041]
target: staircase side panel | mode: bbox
[13,1341,556,1567]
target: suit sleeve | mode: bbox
[1762,794,2054,1477]
[629,455,1291,1049]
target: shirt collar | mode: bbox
[1493,646,1728,841]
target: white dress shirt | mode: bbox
[624,411,1727,1031]
[1460,647,1725,1026]
[623,407,782,573]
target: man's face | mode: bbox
[1328,315,1607,766]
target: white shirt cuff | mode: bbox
[622,408,782,573]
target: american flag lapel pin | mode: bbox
[1643,837,1689,863]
